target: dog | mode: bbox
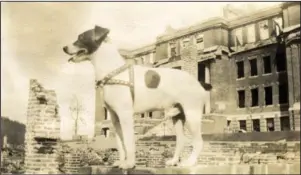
[63,25,212,170]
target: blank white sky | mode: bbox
[1,2,280,139]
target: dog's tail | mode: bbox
[200,81,212,91]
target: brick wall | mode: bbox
[84,163,300,174]
[83,140,299,169]
[228,44,291,115]
[24,79,61,174]
[134,141,300,168]
[210,58,235,113]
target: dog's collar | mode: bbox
[95,63,133,88]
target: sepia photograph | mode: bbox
[1,1,300,174]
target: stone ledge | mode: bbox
[79,163,300,174]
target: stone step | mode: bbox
[79,163,300,174]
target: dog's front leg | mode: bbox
[166,117,185,166]
[116,110,136,170]
[107,108,126,167]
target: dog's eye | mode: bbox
[78,34,84,40]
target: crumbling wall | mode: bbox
[24,79,60,174]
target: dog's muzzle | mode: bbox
[68,57,74,62]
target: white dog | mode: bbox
[63,25,212,170]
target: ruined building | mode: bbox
[95,2,300,137]
[24,80,61,173]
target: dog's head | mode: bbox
[63,25,110,63]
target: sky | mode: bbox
[1,2,280,140]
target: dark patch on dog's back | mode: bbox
[200,82,212,91]
[144,70,161,89]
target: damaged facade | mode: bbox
[96,2,300,137]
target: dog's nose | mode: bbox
[63,46,68,53]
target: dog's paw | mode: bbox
[118,161,136,170]
[179,158,197,167]
[165,158,179,166]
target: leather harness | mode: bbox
[95,63,135,104]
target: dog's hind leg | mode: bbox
[165,115,185,166]
[116,110,136,170]
[179,105,203,167]
[107,108,126,167]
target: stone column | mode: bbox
[289,110,295,131]
[293,110,300,131]
[291,44,300,104]
[246,115,252,132]
[286,46,295,108]
[260,116,267,132]
[231,118,239,132]
[274,114,281,131]
[273,83,279,106]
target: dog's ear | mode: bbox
[94,25,110,44]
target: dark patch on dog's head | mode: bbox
[144,70,161,89]
[63,25,110,62]
[73,25,110,54]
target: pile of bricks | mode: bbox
[24,79,61,174]
[63,152,81,174]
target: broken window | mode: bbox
[263,56,272,74]
[196,34,204,50]
[251,88,259,107]
[104,108,108,120]
[149,112,153,118]
[182,38,190,48]
[141,113,145,118]
[252,119,260,132]
[234,28,243,46]
[238,90,245,108]
[236,61,244,79]
[102,128,110,138]
[246,24,256,43]
[266,118,275,131]
[239,120,247,131]
[279,83,288,104]
[259,20,269,40]
[141,56,148,64]
[249,59,258,76]
[275,51,286,72]
[227,120,231,126]
[264,86,273,105]
[280,116,290,131]
[169,42,177,57]
[198,62,206,83]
